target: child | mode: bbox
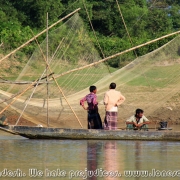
[80,86,102,129]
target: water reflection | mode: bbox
[87,141,101,180]
[1,132,180,180]
[134,141,143,180]
[104,141,122,180]
[87,141,124,180]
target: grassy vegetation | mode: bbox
[127,64,180,88]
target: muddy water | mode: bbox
[0,131,180,180]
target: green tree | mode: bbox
[12,0,64,28]
[0,0,180,68]
[146,9,172,37]
[169,5,180,30]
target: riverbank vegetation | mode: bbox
[0,0,180,68]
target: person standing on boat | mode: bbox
[103,82,125,130]
[126,109,150,130]
[80,86,102,129]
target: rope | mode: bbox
[82,0,111,74]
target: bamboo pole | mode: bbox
[0,85,32,115]
[0,126,18,135]
[13,39,67,126]
[115,0,137,58]
[0,8,81,64]
[0,73,54,114]
[31,30,83,128]
[15,75,55,126]
[46,12,49,127]
[82,0,111,74]
[0,81,49,85]
[0,73,54,103]
[14,40,64,125]
[53,30,180,80]
[115,0,152,89]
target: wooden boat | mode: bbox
[1,9,180,141]
[0,125,180,141]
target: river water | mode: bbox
[0,131,180,180]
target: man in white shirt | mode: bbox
[126,109,150,130]
[103,82,125,130]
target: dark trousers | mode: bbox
[88,110,102,129]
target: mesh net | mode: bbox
[0,13,111,128]
[0,13,180,128]
[95,36,180,126]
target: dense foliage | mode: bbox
[0,0,180,67]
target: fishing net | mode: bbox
[0,13,111,128]
[0,12,180,128]
[95,35,180,126]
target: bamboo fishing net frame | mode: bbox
[52,29,180,80]
[13,29,84,128]
[0,9,83,128]
[1,23,180,128]
[27,29,83,128]
[0,6,180,128]
[0,73,54,115]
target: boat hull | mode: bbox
[2,125,180,141]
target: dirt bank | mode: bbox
[0,105,36,126]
